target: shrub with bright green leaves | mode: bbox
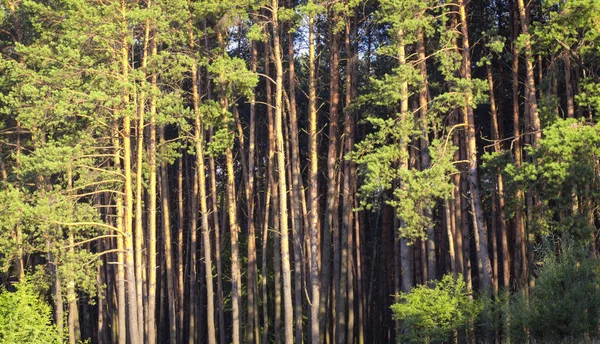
[391,274,481,343]
[509,240,600,342]
[0,280,62,344]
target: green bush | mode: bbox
[0,280,62,344]
[391,274,481,343]
[509,242,600,342]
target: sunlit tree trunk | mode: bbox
[246,40,259,344]
[516,0,541,146]
[271,2,294,341]
[564,54,574,118]
[119,6,141,340]
[134,11,151,341]
[146,30,158,344]
[286,17,304,344]
[307,8,321,344]
[320,8,340,342]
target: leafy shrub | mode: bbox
[509,241,600,342]
[0,279,62,343]
[391,274,481,343]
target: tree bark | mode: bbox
[486,63,510,290]
[417,28,437,282]
[511,0,528,294]
[120,10,141,341]
[320,8,340,342]
[271,2,294,341]
[458,0,493,295]
[307,8,321,344]
[246,40,259,344]
[134,12,151,342]
[189,17,217,342]
[564,54,574,118]
[159,128,177,344]
[516,0,541,146]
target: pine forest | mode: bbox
[1,0,600,343]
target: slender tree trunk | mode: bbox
[48,240,64,338]
[67,170,81,344]
[486,63,510,290]
[344,18,356,344]
[243,40,259,344]
[209,150,224,344]
[320,9,340,342]
[337,17,355,344]
[516,0,541,146]
[511,0,527,295]
[564,54,574,118]
[110,122,127,344]
[355,196,365,344]
[226,103,242,344]
[146,28,158,344]
[265,44,282,344]
[307,9,321,344]
[120,11,141,341]
[192,76,217,344]
[187,155,198,344]
[458,0,493,295]
[286,23,305,344]
[135,12,151,341]
[176,156,185,342]
[271,3,294,341]
[159,128,177,344]
[417,28,437,282]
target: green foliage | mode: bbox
[391,274,481,343]
[522,119,599,236]
[509,241,600,342]
[0,279,62,344]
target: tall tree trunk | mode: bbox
[337,17,355,344]
[188,17,217,342]
[48,240,64,338]
[417,28,437,282]
[511,0,527,295]
[120,10,141,341]
[209,146,224,344]
[112,124,127,344]
[344,18,356,344]
[265,45,282,344]
[516,0,542,146]
[246,40,259,344]
[564,54,574,118]
[226,100,242,344]
[486,63,510,290]
[177,156,185,342]
[160,128,177,344]
[307,8,321,344]
[458,0,493,295]
[287,22,305,344]
[135,12,151,342]
[396,29,413,295]
[271,3,294,341]
[67,170,81,344]
[320,8,340,342]
[187,155,198,344]
[261,178,272,344]
[146,28,158,344]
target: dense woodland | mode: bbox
[1,0,600,343]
